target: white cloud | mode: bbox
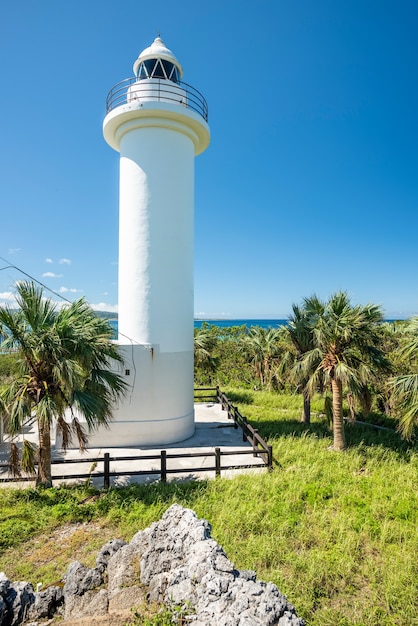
[59,258,71,265]
[91,302,118,313]
[59,286,83,293]
[42,272,63,278]
[8,248,21,255]
[45,258,53,263]
[0,291,16,306]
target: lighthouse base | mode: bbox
[76,410,195,448]
[59,344,195,448]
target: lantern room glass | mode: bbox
[136,59,179,83]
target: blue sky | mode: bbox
[1,0,417,318]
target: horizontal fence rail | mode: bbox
[0,389,273,487]
[105,77,208,121]
[213,387,273,469]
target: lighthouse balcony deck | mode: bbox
[105,77,208,121]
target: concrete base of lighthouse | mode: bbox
[59,344,195,448]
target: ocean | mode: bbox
[109,319,287,335]
[194,319,288,329]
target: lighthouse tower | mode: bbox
[102,37,210,446]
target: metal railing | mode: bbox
[105,78,208,121]
[218,388,273,468]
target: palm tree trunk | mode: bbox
[331,377,346,451]
[301,388,311,424]
[347,392,356,423]
[37,421,52,487]
[359,386,372,417]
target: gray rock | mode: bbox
[0,574,9,626]
[4,581,35,626]
[137,504,304,625]
[63,560,107,622]
[63,561,103,597]
[96,539,127,573]
[108,585,146,613]
[107,538,147,612]
[0,573,10,596]
[26,586,63,621]
[0,504,304,625]
[130,527,150,550]
[107,541,142,595]
[0,597,6,624]
[64,588,108,621]
[239,570,257,582]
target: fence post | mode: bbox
[215,447,221,477]
[103,453,110,489]
[267,445,273,471]
[242,415,247,442]
[231,404,237,429]
[161,450,167,483]
[253,429,259,457]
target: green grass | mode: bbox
[0,389,417,626]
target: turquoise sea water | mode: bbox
[109,319,287,335]
[194,319,287,329]
[107,318,400,336]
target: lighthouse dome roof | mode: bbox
[133,37,184,80]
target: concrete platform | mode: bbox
[0,403,267,488]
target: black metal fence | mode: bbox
[195,387,273,469]
[0,389,273,487]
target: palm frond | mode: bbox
[71,389,113,430]
[21,440,37,475]
[398,317,418,360]
[72,417,89,451]
[9,442,21,477]
[57,414,72,450]
[390,374,418,439]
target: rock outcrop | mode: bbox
[0,505,304,625]
[0,572,63,626]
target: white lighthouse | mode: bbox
[100,37,210,446]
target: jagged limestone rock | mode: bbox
[26,586,63,621]
[0,505,304,625]
[3,581,35,626]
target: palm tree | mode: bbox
[239,326,282,390]
[301,292,386,450]
[0,281,127,486]
[194,324,219,384]
[390,317,418,439]
[285,302,319,424]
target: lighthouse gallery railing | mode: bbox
[105,77,208,122]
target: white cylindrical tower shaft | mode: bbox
[98,37,209,446]
[118,125,194,352]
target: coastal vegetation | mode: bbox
[0,404,416,625]
[194,292,418,443]
[0,289,417,624]
[0,281,127,486]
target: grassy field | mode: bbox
[0,389,417,625]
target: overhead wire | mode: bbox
[0,255,147,400]
[0,257,73,303]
